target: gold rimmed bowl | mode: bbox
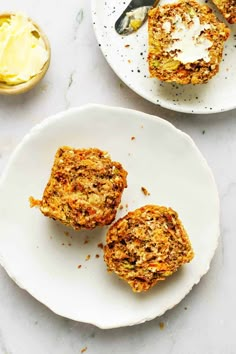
[0,13,51,95]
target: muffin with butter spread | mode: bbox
[148,0,230,84]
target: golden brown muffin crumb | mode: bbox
[30,146,127,231]
[141,186,150,196]
[97,242,104,249]
[159,322,165,330]
[104,205,194,292]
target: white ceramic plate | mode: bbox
[0,104,219,328]
[92,0,236,114]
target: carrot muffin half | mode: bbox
[212,0,236,24]
[30,146,128,230]
[148,0,230,84]
[104,205,194,292]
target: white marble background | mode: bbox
[0,0,235,353]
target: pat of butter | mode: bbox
[163,15,213,64]
[0,13,49,85]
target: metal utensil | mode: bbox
[115,0,159,36]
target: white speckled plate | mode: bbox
[92,0,236,114]
[0,105,219,329]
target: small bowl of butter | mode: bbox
[0,12,50,95]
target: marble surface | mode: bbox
[0,0,235,353]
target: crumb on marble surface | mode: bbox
[159,322,165,330]
[81,346,87,353]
